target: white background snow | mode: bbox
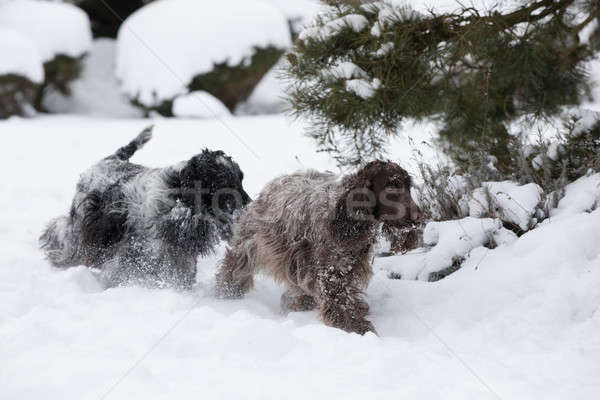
[1,0,600,399]
[1,115,599,400]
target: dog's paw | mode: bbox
[350,319,377,336]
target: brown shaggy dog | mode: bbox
[216,161,421,334]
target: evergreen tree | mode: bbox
[285,0,600,168]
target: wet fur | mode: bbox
[40,127,250,288]
[216,161,420,334]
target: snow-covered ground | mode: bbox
[1,0,599,397]
[1,115,599,399]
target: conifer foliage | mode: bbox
[285,0,600,167]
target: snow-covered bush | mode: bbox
[414,163,476,222]
[381,170,600,282]
[0,0,91,113]
[42,39,141,117]
[522,110,600,190]
[380,217,517,281]
[416,171,544,231]
[415,108,600,219]
[469,181,544,232]
[0,28,44,118]
[399,119,600,280]
[116,0,292,116]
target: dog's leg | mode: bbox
[215,245,256,298]
[281,287,316,313]
[314,266,375,335]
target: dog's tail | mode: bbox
[114,125,154,161]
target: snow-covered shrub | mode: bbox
[415,166,545,233]
[42,39,142,117]
[0,0,92,112]
[414,162,476,222]
[523,110,600,190]
[0,28,44,118]
[116,0,292,116]
[415,108,600,218]
[380,217,517,281]
[400,114,600,280]
[469,181,544,233]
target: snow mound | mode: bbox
[116,0,292,108]
[42,39,141,118]
[380,217,517,281]
[0,28,44,83]
[470,181,544,231]
[173,91,231,119]
[551,173,600,218]
[0,0,91,62]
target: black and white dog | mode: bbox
[40,126,251,288]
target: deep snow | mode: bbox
[0,115,599,399]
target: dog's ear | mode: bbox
[329,161,387,242]
[347,160,420,225]
[353,161,395,217]
[367,161,421,226]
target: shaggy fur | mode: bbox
[40,126,251,288]
[216,161,421,334]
